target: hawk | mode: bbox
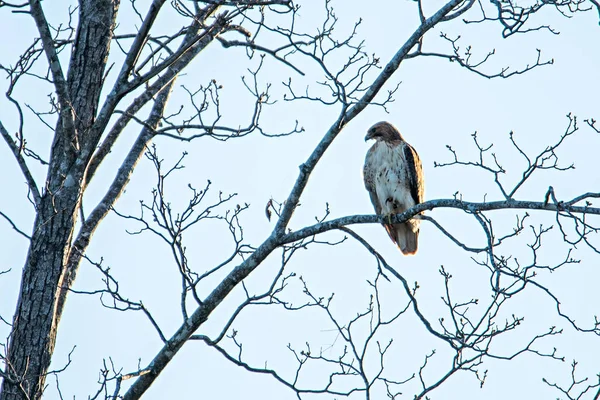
[363,121,425,255]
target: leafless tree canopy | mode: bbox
[0,0,599,399]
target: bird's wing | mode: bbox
[401,142,424,205]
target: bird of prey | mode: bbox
[363,121,425,255]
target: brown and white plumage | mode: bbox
[363,121,425,255]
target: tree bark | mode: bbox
[0,1,119,399]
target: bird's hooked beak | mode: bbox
[364,131,374,142]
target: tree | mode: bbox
[0,0,599,399]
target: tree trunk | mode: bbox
[0,1,119,398]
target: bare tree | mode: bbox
[0,0,599,399]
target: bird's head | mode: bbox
[364,121,403,142]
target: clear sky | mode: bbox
[1,1,600,399]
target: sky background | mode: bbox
[1,0,600,399]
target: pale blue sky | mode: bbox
[1,1,600,399]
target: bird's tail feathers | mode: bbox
[385,223,419,255]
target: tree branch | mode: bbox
[85,7,225,185]
[0,120,41,206]
[27,0,75,138]
[0,211,31,240]
[281,197,600,244]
